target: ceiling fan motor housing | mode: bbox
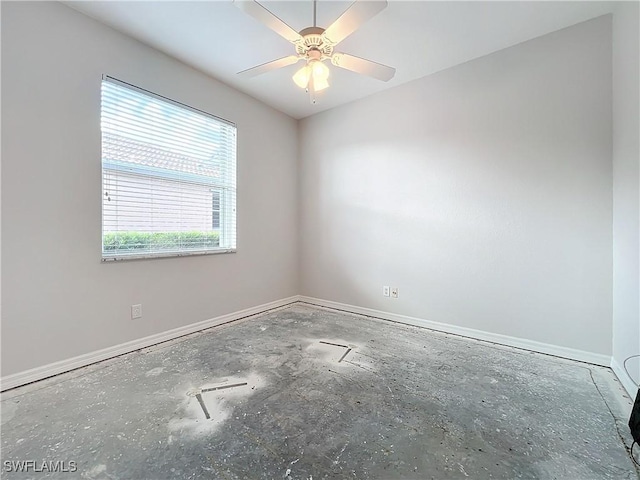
[296,26,333,58]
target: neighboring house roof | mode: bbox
[102,132,225,179]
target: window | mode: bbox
[101,76,237,261]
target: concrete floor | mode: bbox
[1,304,638,479]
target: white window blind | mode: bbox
[101,76,237,261]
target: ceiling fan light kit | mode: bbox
[293,60,330,91]
[235,0,396,104]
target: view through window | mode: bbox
[101,76,237,260]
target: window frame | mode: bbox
[100,75,237,262]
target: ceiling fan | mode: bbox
[234,0,396,103]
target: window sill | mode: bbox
[102,248,236,262]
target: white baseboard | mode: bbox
[1,294,615,392]
[298,296,611,367]
[611,356,639,399]
[0,296,301,392]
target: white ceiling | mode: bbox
[66,1,613,119]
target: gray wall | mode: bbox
[1,2,299,376]
[3,4,636,381]
[299,17,613,356]
[612,1,640,393]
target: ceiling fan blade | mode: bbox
[234,0,302,44]
[238,55,302,77]
[331,53,395,81]
[321,0,388,46]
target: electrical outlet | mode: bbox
[383,286,390,297]
[131,304,142,319]
[391,287,399,299]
